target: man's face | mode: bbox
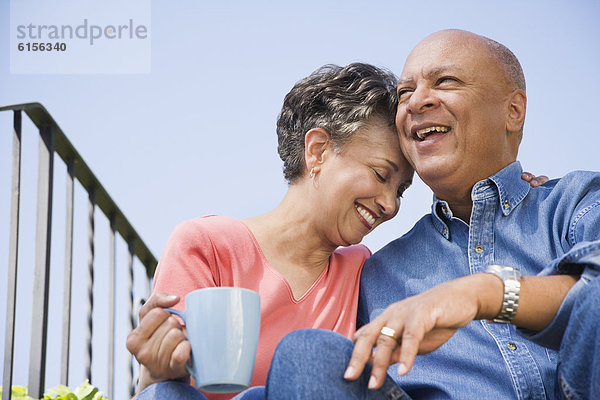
[395,31,521,196]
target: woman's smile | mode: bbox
[355,202,378,230]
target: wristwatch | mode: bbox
[484,265,521,323]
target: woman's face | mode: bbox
[316,122,414,247]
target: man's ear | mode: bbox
[304,128,332,174]
[506,89,527,135]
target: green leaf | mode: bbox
[73,380,97,400]
[46,385,71,396]
[71,381,107,400]
[2,381,108,400]
[0,385,36,400]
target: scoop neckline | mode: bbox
[236,217,331,303]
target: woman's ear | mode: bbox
[304,128,332,175]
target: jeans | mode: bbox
[266,329,409,400]
[556,275,600,399]
[136,381,265,400]
[136,330,408,400]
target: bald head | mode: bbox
[415,30,525,93]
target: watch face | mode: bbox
[486,265,521,280]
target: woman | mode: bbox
[127,63,544,400]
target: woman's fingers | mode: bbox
[127,294,190,380]
[156,319,188,373]
[531,175,549,186]
[170,337,192,371]
[138,307,172,340]
[521,171,550,187]
[138,292,179,320]
[127,307,170,357]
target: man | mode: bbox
[266,30,600,399]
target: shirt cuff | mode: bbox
[552,241,600,275]
[518,266,600,349]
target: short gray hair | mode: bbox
[481,36,526,93]
[277,63,398,184]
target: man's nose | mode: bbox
[407,85,438,114]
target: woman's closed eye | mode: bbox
[376,172,405,199]
[374,170,387,183]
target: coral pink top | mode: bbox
[153,215,370,399]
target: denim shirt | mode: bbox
[358,162,600,399]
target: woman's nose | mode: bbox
[377,190,400,218]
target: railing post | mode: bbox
[3,110,23,400]
[146,272,151,300]
[108,215,116,399]
[28,124,55,399]
[61,159,75,386]
[128,242,136,397]
[85,190,95,383]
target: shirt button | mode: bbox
[507,342,517,351]
[503,201,510,209]
[442,227,448,236]
[441,206,448,215]
[475,245,484,254]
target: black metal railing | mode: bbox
[1,103,158,399]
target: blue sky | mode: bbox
[1,1,599,399]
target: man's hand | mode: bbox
[344,274,503,390]
[126,292,191,393]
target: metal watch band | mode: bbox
[484,264,521,323]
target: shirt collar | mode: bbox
[431,198,452,240]
[488,161,530,216]
[431,161,530,239]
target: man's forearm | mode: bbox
[478,273,579,331]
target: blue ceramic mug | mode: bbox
[166,287,260,393]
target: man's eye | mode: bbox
[436,77,457,85]
[397,88,413,100]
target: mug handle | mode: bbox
[164,308,195,378]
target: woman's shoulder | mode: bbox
[171,215,246,238]
[324,245,371,283]
[165,215,257,253]
[161,215,260,265]
[332,244,372,264]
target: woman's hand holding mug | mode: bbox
[126,292,191,393]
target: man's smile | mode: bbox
[414,125,450,141]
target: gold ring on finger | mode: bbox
[380,326,398,341]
